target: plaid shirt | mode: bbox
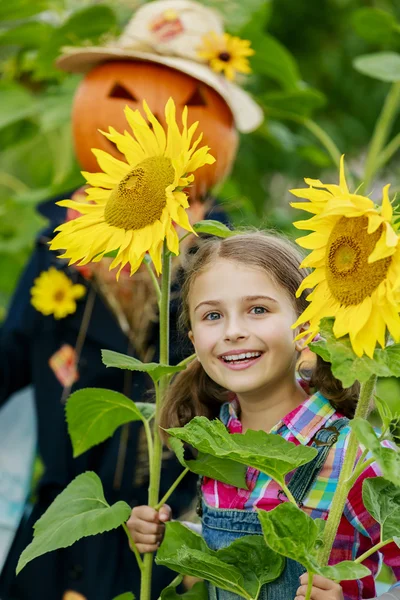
[202,392,400,599]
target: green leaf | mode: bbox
[66,388,152,457]
[310,318,400,388]
[0,0,47,21]
[350,419,400,486]
[0,22,55,49]
[353,52,400,82]
[166,417,317,487]
[352,8,399,45]
[193,220,234,238]
[257,503,319,572]
[319,562,371,581]
[394,537,400,548]
[168,437,247,489]
[261,88,326,118]
[102,350,185,383]
[257,504,370,580]
[216,535,285,594]
[34,5,117,79]
[251,34,300,90]
[363,477,400,541]
[112,594,135,600]
[160,575,208,599]
[0,82,36,129]
[135,402,156,422]
[17,472,131,573]
[157,521,284,599]
[202,0,271,32]
[375,378,400,430]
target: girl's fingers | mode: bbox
[299,574,338,590]
[295,580,344,600]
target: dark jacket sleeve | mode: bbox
[0,240,45,406]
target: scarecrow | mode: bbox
[0,2,262,599]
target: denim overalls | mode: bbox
[200,406,349,600]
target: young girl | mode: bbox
[127,232,400,600]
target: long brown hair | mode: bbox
[159,231,359,434]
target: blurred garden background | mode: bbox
[1,0,400,319]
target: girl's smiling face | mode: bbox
[188,258,301,401]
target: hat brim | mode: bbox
[56,48,263,133]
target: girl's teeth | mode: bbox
[223,352,261,362]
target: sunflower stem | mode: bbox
[140,242,171,600]
[143,258,161,306]
[305,573,314,600]
[302,119,342,169]
[316,374,377,566]
[363,82,400,193]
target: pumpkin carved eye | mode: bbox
[108,82,138,101]
[185,86,207,107]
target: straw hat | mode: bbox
[56,0,263,133]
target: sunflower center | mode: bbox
[219,52,231,62]
[104,156,175,230]
[54,290,66,303]
[326,215,392,305]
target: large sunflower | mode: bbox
[291,156,400,358]
[49,98,215,277]
[197,32,254,81]
[31,267,86,319]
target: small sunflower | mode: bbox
[31,268,86,319]
[49,98,215,277]
[197,31,254,81]
[291,156,400,358]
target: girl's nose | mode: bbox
[224,318,248,342]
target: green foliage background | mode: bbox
[1,0,400,319]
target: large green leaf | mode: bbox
[257,504,370,580]
[102,350,186,383]
[193,220,235,238]
[169,437,247,489]
[0,22,55,49]
[350,419,400,486]
[0,0,47,21]
[66,388,154,457]
[310,318,400,388]
[363,477,400,541]
[17,472,131,573]
[34,5,118,79]
[202,0,271,32]
[157,521,284,600]
[166,417,317,487]
[0,82,36,130]
[257,504,319,572]
[112,594,135,600]
[251,34,300,90]
[261,89,326,118]
[353,52,400,82]
[352,8,400,45]
[160,575,208,600]
[318,562,371,581]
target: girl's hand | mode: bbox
[126,504,172,553]
[295,574,344,600]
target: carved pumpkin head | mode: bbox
[72,60,239,201]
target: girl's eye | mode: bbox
[251,306,268,315]
[205,312,221,321]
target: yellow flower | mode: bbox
[50,98,215,277]
[30,268,86,319]
[291,156,400,358]
[197,31,254,81]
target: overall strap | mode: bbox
[284,416,349,507]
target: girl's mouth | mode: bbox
[219,351,263,370]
